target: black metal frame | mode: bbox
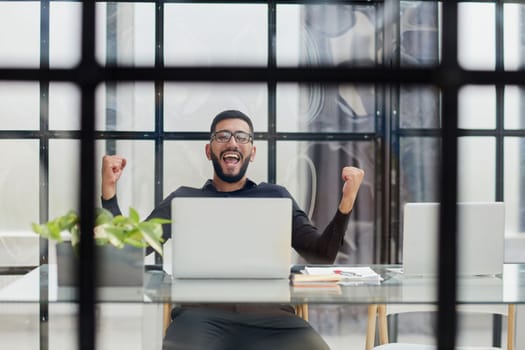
[1,1,525,350]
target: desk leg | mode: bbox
[508,304,515,350]
[163,303,172,337]
[365,304,378,350]
[377,304,388,344]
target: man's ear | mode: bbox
[205,144,212,160]
[250,145,256,161]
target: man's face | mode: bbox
[206,118,256,183]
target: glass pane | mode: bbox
[400,1,440,67]
[277,4,378,67]
[504,4,524,70]
[0,82,40,130]
[0,139,39,274]
[49,139,81,219]
[399,137,441,204]
[96,3,155,66]
[277,141,375,264]
[163,140,268,195]
[504,138,525,234]
[276,83,375,132]
[163,83,268,132]
[95,82,155,131]
[164,4,267,66]
[505,85,525,130]
[458,137,495,202]
[399,85,440,128]
[96,140,155,219]
[458,3,495,70]
[50,2,82,68]
[0,2,39,67]
[49,83,81,130]
[50,140,155,220]
[0,140,39,230]
[458,86,495,129]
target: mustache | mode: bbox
[220,148,243,159]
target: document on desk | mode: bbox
[298,266,383,285]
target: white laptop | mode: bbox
[402,202,505,276]
[171,197,292,279]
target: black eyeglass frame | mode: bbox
[210,130,254,144]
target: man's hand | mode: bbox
[338,166,365,214]
[101,155,127,200]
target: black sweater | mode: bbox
[102,179,350,264]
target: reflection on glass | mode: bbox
[164,4,267,66]
[0,82,39,130]
[163,140,268,195]
[276,83,375,132]
[458,3,495,70]
[50,2,81,68]
[399,85,440,129]
[504,138,525,234]
[458,86,495,129]
[276,141,375,264]
[0,2,39,67]
[49,83,81,130]
[400,137,440,204]
[400,1,440,67]
[458,137,495,202]
[95,82,155,131]
[277,4,378,67]
[504,85,525,130]
[96,3,155,66]
[0,140,39,230]
[163,83,268,132]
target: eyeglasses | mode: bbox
[211,130,253,144]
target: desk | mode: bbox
[1,264,524,350]
[1,264,525,304]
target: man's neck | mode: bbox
[211,176,247,192]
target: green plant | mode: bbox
[32,208,169,256]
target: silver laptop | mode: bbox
[171,197,292,279]
[402,202,505,276]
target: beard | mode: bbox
[210,150,251,183]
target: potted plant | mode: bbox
[32,207,169,287]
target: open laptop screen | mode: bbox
[402,202,505,276]
[171,197,292,279]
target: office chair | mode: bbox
[366,304,515,350]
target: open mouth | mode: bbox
[222,151,241,165]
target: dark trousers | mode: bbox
[163,308,331,350]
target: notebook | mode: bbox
[402,202,505,276]
[171,197,292,279]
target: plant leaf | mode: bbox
[137,222,163,256]
[129,207,140,224]
[95,208,114,226]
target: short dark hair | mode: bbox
[210,110,254,135]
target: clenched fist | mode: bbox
[338,166,365,214]
[101,155,127,200]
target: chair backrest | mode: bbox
[366,304,515,350]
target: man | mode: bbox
[101,109,364,350]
